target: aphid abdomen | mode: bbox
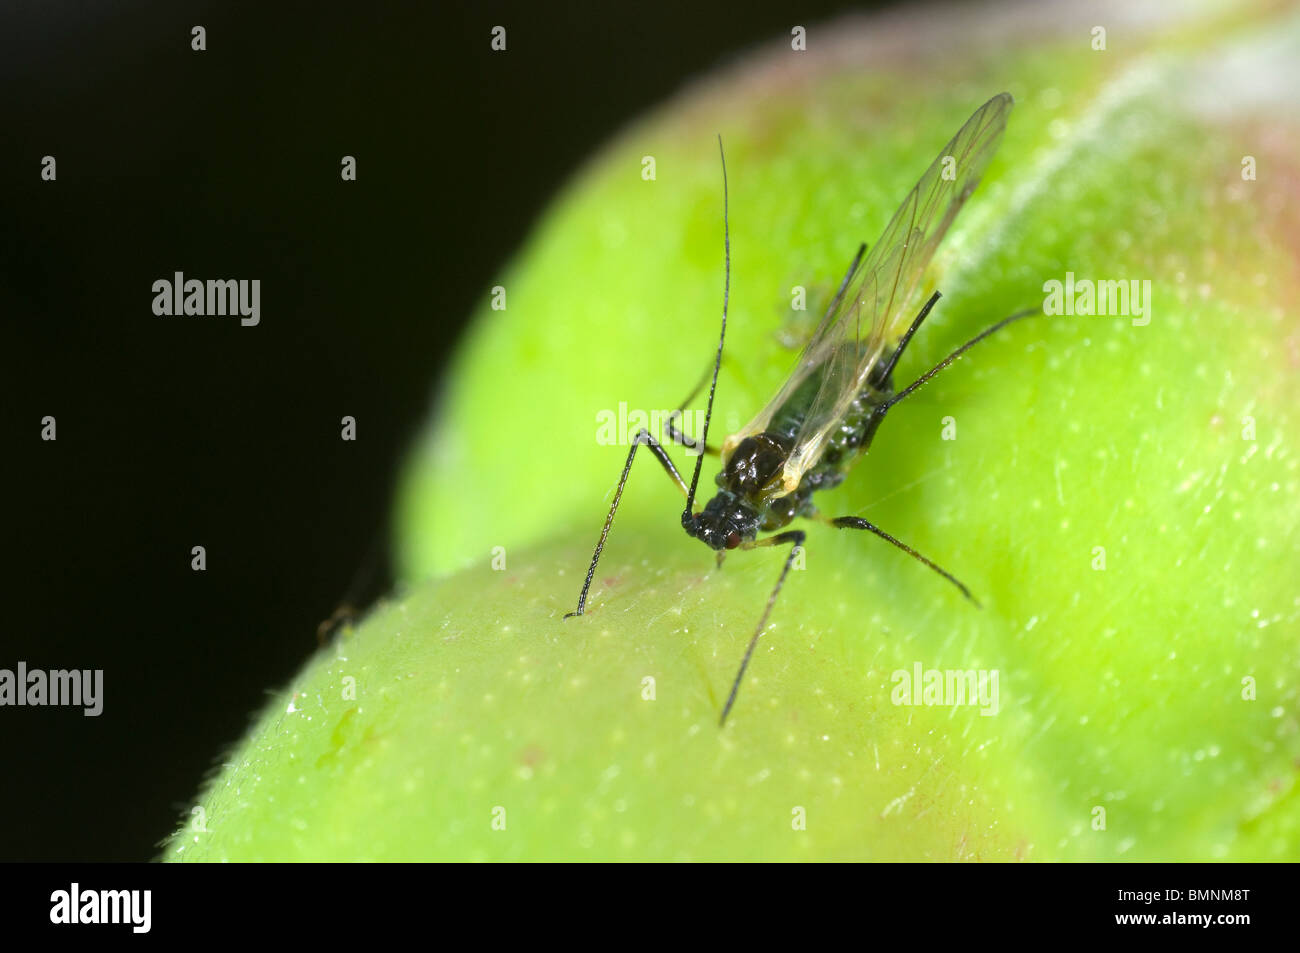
[764,370,823,443]
[820,384,890,467]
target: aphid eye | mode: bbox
[726,531,742,550]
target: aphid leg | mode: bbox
[825,514,979,606]
[663,356,723,456]
[837,304,1038,606]
[827,242,868,317]
[719,529,806,726]
[665,410,719,457]
[883,305,1040,411]
[565,429,688,620]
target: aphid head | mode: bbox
[682,491,760,552]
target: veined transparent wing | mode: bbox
[725,92,1014,497]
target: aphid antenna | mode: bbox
[683,135,729,523]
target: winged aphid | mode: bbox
[566,93,1035,725]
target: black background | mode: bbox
[1,1,892,861]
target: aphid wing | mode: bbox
[781,93,1014,489]
[779,251,896,491]
[722,249,869,460]
[881,92,1014,329]
[722,358,817,461]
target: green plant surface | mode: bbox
[165,0,1300,861]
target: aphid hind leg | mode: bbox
[825,514,979,606]
[841,305,1039,606]
[719,529,806,726]
[565,429,687,620]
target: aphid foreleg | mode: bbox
[565,429,687,620]
[719,529,806,726]
[826,515,978,606]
